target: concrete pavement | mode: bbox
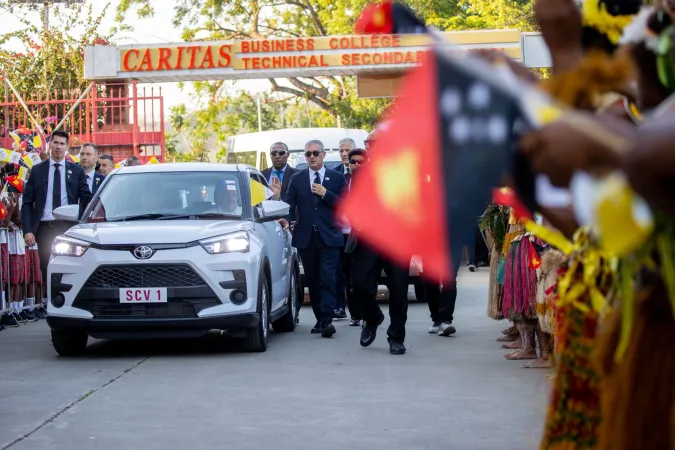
[0,269,550,450]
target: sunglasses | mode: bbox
[304,151,322,157]
[270,151,287,157]
[349,159,364,165]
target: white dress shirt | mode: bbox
[85,170,95,193]
[41,159,69,222]
[308,165,326,189]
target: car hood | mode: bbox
[65,220,252,245]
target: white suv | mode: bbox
[46,163,301,355]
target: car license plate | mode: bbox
[119,288,168,303]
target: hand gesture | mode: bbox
[311,183,327,197]
[24,232,36,246]
[270,177,282,199]
[278,218,289,231]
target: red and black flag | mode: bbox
[339,47,527,283]
[355,0,427,35]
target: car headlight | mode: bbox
[52,236,90,257]
[200,231,250,254]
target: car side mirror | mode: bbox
[259,200,289,219]
[53,204,80,222]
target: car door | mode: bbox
[248,171,287,312]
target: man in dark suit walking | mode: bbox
[22,130,92,282]
[261,142,297,202]
[78,142,105,195]
[345,156,409,355]
[284,140,346,338]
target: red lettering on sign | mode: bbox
[241,41,250,53]
[174,47,184,70]
[126,290,133,301]
[156,290,161,300]
[157,48,172,70]
[199,46,215,69]
[123,49,140,71]
[186,47,200,69]
[218,45,232,67]
[139,49,153,71]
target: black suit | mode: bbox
[284,167,346,327]
[21,159,92,281]
[89,171,105,195]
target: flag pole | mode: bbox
[3,75,48,146]
[52,82,94,133]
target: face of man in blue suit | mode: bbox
[79,144,98,173]
[305,143,325,171]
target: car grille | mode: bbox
[72,297,220,319]
[84,264,204,288]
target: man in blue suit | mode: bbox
[284,140,346,338]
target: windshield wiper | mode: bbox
[108,213,170,222]
[157,213,241,220]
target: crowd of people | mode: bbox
[0,130,145,330]
[462,0,675,447]
[260,133,489,355]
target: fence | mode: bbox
[0,81,165,163]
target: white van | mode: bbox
[224,128,369,171]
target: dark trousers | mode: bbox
[36,220,71,286]
[426,263,460,324]
[351,244,409,343]
[335,233,353,313]
[297,230,341,326]
[467,225,489,266]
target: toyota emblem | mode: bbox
[132,246,154,260]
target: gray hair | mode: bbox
[81,142,98,154]
[99,154,114,164]
[305,140,325,152]
[339,138,356,148]
[270,142,288,152]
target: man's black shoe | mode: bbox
[360,315,385,347]
[311,322,323,334]
[34,309,48,319]
[321,324,336,338]
[389,341,406,355]
[333,308,347,319]
[1,314,19,327]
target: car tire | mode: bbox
[51,330,88,356]
[414,280,427,303]
[272,266,299,333]
[242,270,270,352]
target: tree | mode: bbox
[0,1,116,137]
[115,0,465,129]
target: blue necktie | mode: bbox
[274,170,283,183]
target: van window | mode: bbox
[226,152,237,164]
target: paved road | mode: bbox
[0,269,549,450]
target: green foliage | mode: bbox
[116,0,536,158]
[480,205,510,253]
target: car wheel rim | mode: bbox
[262,283,268,339]
[290,273,297,320]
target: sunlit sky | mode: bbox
[0,0,269,112]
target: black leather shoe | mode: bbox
[360,315,385,347]
[389,341,406,355]
[321,324,336,338]
[333,308,347,319]
[311,322,322,334]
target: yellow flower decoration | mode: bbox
[582,0,636,44]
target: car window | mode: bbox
[87,171,245,221]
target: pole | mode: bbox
[51,82,94,132]
[3,75,47,145]
[257,96,262,132]
[43,2,49,30]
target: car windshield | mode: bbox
[86,171,245,222]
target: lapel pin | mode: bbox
[325,177,330,181]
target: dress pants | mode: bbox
[351,244,409,343]
[36,220,71,285]
[467,225,489,266]
[335,233,354,314]
[297,230,341,326]
[426,254,461,324]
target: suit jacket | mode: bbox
[261,165,297,200]
[91,172,105,195]
[283,167,346,249]
[21,160,92,235]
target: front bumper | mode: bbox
[47,314,260,340]
[48,244,262,326]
